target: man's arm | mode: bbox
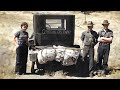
[101,37,113,42]
[13,36,18,46]
[14,31,19,46]
[98,37,113,43]
[97,30,113,43]
[81,32,85,46]
[29,32,34,39]
[81,32,85,41]
[102,31,113,43]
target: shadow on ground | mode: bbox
[28,54,120,77]
[31,55,91,77]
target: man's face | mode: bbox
[21,25,28,30]
[103,24,109,30]
[88,26,93,30]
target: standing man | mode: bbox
[81,21,98,77]
[14,22,29,75]
[97,20,113,74]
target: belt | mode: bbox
[99,43,110,46]
[18,43,28,46]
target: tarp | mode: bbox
[36,45,80,66]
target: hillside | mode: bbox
[0,11,120,79]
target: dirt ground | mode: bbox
[0,11,120,79]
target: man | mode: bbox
[97,20,113,74]
[81,21,98,77]
[14,22,29,75]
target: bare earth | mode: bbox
[15,58,112,79]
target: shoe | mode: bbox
[22,73,26,75]
[97,71,101,77]
[89,71,94,78]
[16,73,19,75]
[15,72,22,75]
[101,70,106,77]
[93,71,97,76]
[89,74,93,77]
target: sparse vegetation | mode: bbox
[0,11,120,79]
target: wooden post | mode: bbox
[83,12,87,25]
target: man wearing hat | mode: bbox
[81,21,98,77]
[96,20,113,75]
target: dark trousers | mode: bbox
[15,45,28,74]
[97,45,110,70]
[83,45,94,73]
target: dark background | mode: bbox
[0,0,119,11]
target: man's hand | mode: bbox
[81,42,84,49]
[98,37,113,43]
[16,45,19,48]
[100,37,105,40]
[98,37,106,42]
[14,36,19,48]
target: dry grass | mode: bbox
[0,36,16,79]
[0,11,34,79]
[0,11,120,79]
[0,64,15,79]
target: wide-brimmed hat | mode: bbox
[87,21,94,26]
[102,20,110,25]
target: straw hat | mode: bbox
[87,21,94,26]
[102,20,110,25]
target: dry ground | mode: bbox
[0,11,120,79]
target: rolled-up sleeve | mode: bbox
[81,32,85,41]
[109,31,113,38]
